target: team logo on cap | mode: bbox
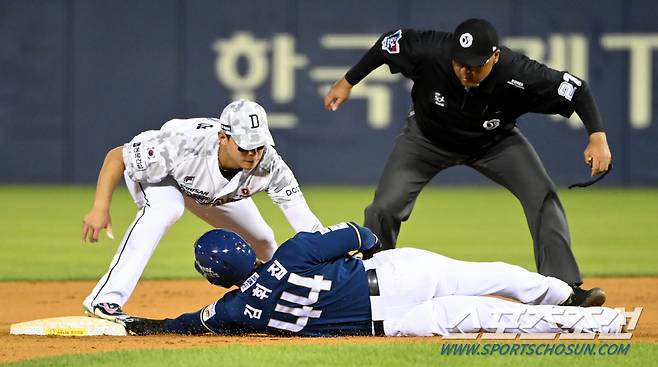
[459,32,473,48]
[249,114,260,128]
[381,29,402,54]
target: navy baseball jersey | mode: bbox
[162,223,377,336]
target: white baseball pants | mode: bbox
[363,248,624,336]
[84,172,277,308]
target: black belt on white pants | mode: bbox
[368,268,385,336]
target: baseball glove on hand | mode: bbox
[354,223,382,260]
[360,238,382,260]
[121,317,167,335]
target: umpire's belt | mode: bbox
[367,269,385,336]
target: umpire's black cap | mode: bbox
[452,18,499,67]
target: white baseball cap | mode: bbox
[218,100,275,150]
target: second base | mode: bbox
[10,316,127,336]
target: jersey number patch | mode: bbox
[267,273,332,332]
[557,73,582,101]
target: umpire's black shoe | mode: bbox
[561,286,606,307]
[122,317,167,335]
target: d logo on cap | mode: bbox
[249,114,260,128]
[459,33,473,48]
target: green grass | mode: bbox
[1,343,654,367]
[0,185,657,280]
[1,185,657,366]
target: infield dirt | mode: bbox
[1,277,656,363]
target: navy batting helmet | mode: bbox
[193,229,256,288]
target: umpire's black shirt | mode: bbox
[345,29,603,154]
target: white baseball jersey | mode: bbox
[122,118,306,210]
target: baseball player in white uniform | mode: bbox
[81,100,323,320]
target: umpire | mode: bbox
[323,19,612,297]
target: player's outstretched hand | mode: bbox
[120,316,167,335]
[583,132,612,176]
[82,207,114,243]
[324,77,353,111]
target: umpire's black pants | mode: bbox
[364,113,582,284]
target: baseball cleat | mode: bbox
[84,302,128,321]
[561,286,606,307]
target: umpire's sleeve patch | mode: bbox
[381,29,403,54]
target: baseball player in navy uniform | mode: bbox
[117,223,624,336]
[324,19,612,301]
[81,100,322,320]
